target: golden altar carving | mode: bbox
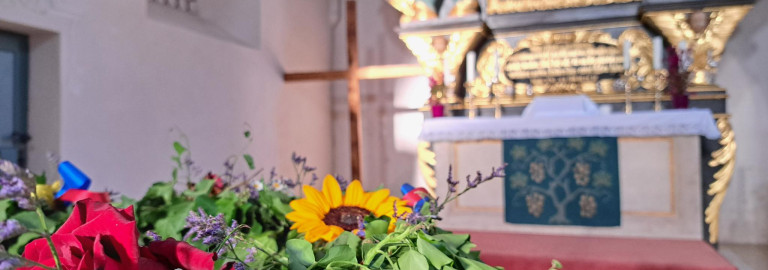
[643,5,752,85]
[386,0,752,244]
[487,0,640,14]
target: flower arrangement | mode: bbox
[1,131,560,270]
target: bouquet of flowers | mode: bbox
[0,130,558,270]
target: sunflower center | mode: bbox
[323,206,371,231]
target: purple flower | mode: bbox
[184,208,227,245]
[269,167,277,182]
[0,220,26,242]
[233,262,248,270]
[291,152,306,165]
[335,174,350,190]
[309,173,319,186]
[0,256,22,270]
[145,231,162,242]
[356,217,366,238]
[244,247,258,263]
[466,175,478,188]
[446,165,459,192]
[0,175,33,210]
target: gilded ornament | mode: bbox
[417,141,438,196]
[705,115,737,244]
[643,5,752,85]
[449,0,479,17]
[486,0,639,14]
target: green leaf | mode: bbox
[8,232,40,255]
[0,199,12,220]
[365,219,389,237]
[287,239,315,270]
[317,246,356,267]
[112,195,137,209]
[243,154,255,170]
[173,141,186,155]
[332,231,361,252]
[11,211,56,233]
[35,173,47,184]
[244,130,251,138]
[154,201,194,239]
[145,182,175,205]
[458,257,497,270]
[182,179,215,197]
[397,250,429,269]
[434,233,470,253]
[417,237,452,268]
[194,195,217,215]
[214,191,238,221]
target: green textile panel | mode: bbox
[504,137,620,226]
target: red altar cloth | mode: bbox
[462,231,735,270]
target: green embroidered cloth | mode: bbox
[503,137,620,226]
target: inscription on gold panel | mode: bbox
[502,31,624,94]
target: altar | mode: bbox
[421,104,721,240]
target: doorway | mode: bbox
[0,30,30,166]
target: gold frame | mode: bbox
[486,0,639,14]
[618,137,677,218]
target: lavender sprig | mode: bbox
[0,175,34,210]
[0,220,26,242]
[433,164,507,217]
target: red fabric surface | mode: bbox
[460,231,736,270]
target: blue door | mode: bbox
[0,30,29,166]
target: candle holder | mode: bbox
[623,72,633,114]
[653,69,669,112]
[464,81,478,119]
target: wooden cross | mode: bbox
[284,0,426,181]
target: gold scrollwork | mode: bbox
[618,28,658,90]
[644,5,752,85]
[400,28,483,103]
[450,0,479,17]
[387,0,438,24]
[477,40,514,88]
[705,115,737,244]
[486,0,639,14]
[417,141,437,196]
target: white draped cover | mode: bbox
[419,109,721,142]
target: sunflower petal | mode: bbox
[322,175,343,208]
[306,224,331,243]
[286,210,321,223]
[303,185,330,213]
[290,199,324,217]
[364,189,390,211]
[344,180,365,207]
[375,197,398,216]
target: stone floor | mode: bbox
[719,244,768,270]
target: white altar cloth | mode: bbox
[419,109,721,142]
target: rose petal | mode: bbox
[144,238,215,270]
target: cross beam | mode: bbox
[283,0,426,181]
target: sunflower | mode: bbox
[287,175,411,242]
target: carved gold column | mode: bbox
[644,5,752,85]
[417,142,438,196]
[705,115,737,244]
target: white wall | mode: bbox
[715,0,768,245]
[0,0,334,198]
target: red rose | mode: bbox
[21,199,214,270]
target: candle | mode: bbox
[466,51,476,82]
[493,49,500,82]
[653,36,663,70]
[623,39,631,70]
[443,58,452,85]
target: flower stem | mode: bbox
[35,207,62,270]
[362,224,422,265]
